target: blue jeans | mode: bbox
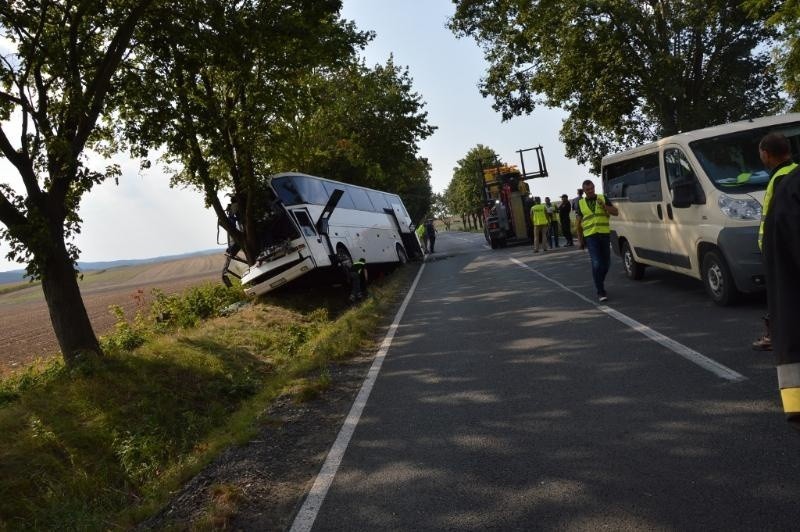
[585,234,611,295]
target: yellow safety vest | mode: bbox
[579,194,611,237]
[759,162,798,251]
[530,204,548,226]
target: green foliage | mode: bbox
[746,0,800,108]
[445,144,500,218]
[450,0,783,171]
[123,0,372,264]
[268,57,437,222]
[0,266,415,529]
[149,283,246,330]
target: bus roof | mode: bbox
[601,113,800,166]
[269,172,402,198]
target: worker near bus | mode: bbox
[415,222,428,255]
[349,257,368,302]
[530,197,549,252]
[758,132,800,430]
[424,218,437,253]
[576,179,618,302]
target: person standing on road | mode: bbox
[424,218,437,253]
[530,197,549,252]
[544,197,559,248]
[571,188,584,215]
[576,179,618,302]
[558,194,574,246]
[758,132,800,429]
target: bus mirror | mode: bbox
[672,179,693,208]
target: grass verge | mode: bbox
[0,265,416,530]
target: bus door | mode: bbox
[291,208,333,267]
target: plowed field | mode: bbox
[0,254,229,375]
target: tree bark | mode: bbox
[39,236,101,365]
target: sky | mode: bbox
[0,1,591,273]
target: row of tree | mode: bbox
[448,0,800,173]
[0,0,435,364]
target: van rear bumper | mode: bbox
[718,226,765,294]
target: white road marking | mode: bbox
[509,257,746,383]
[290,263,427,532]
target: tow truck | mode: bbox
[482,146,548,249]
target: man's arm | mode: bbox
[576,215,585,249]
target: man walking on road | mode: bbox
[424,218,437,253]
[759,132,800,430]
[576,179,618,302]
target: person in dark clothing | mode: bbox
[761,134,800,429]
[349,257,368,302]
[558,194,574,246]
[424,219,437,253]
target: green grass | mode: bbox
[0,266,415,530]
[0,281,39,297]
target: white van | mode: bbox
[601,113,800,305]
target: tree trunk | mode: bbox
[40,241,101,365]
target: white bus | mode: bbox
[222,172,417,296]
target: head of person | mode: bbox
[544,196,551,204]
[582,179,597,199]
[576,188,584,198]
[759,132,792,171]
[561,194,569,203]
[534,196,541,204]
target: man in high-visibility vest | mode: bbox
[530,197,549,252]
[576,179,618,302]
[759,132,800,429]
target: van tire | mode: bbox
[396,244,408,264]
[702,250,739,306]
[622,241,645,280]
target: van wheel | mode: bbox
[396,244,408,264]
[622,241,644,280]
[702,250,739,306]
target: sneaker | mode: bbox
[752,335,772,351]
[598,293,608,302]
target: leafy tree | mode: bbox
[266,57,436,223]
[450,0,783,171]
[446,144,499,229]
[0,0,155,364]
[123,0,370,265]
[747,0,800,107]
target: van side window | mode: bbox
[664,148,706,204]
[603,153,661,202]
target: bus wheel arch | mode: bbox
[335,244,353,269]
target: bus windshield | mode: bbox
[690,122,800,192]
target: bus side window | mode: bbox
[322,181,355,209]
[368,191,389,212]
[348,186,374,212]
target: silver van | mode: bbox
[602,113,800,305]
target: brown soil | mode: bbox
[0,254,227,375]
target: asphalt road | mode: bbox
[305,231,800,531]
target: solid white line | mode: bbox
[290,263,427,532]
[509,257,746,383]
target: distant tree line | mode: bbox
[0,0,435,365]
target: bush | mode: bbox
[150,283,245,330]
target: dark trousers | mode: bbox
[428,235,436,253]
[585,234,611,295]
[560,216,573,245]
[547,221,559,247]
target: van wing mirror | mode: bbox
[671,179,694,208]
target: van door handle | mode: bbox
[667,204,674,220]
[656,204,663,220]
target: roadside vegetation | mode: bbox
[0,265,416,530]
